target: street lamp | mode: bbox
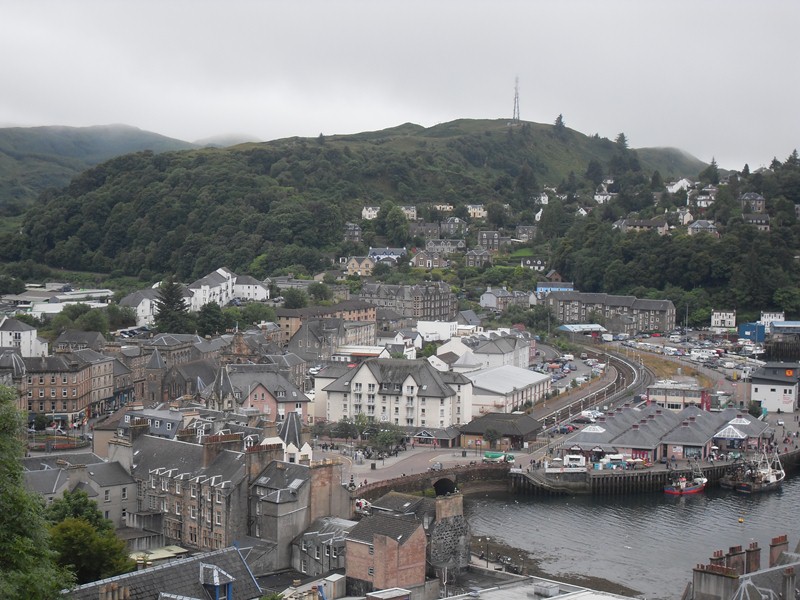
[485,537,490,567]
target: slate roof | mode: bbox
[204,364,310,406]
[119,288,159,309]
[279,412,303,448]
[751,362,800,384]
[55,329,106,347]
[146,348,166,370]
[64,546,262,600]
[294,516,357,546]
[252,461,310,504]
[21,452,105,472]
[24,468,69,496]
[131,435,247,492]
[322,358,456,399]
[370,491,435,521]
[347,513,422,546]
[86,461,137,487]
[0,316,35,332]
[235,275,264,286]
[0,349,26,377]
[459,412,542,437]
[458,310,482,326]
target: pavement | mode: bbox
[313,443,498,486]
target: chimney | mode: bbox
[632,424,639,430]
[681,421,690,427]
[710,549,725,567]
[783,567,796,600]
[202,433,244,468]
[246,443,283,482]
[129,418,150,442]
[745,542,761,573]
[725,545,745,575]
[770,535,789,567]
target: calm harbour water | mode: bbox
[465,474,799,600]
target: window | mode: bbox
[215,511,221,525]
[331,546,338,559]
[325,545,330,557]
[190,506,197,519]
[155,420,161,427]
[161,479,169,492]
[302,540,308,551]
[301,560,307,574]
[215,489,222,504]
[122,487,128,500]
[315,546,320,559]
[175,502,181,515]
[368,545,374,555]
[190,484,197,498]
[166,422,172,431]
[104,489,110,502]
[175,481,181,495]
[368,567,374,576]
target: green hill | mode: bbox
[0,118,710,281]
[0,124,195,214]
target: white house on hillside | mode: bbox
[0,316,48,357]
[187,267,236,312]
[233,275,270,301]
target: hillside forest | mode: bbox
[1,118,800,327]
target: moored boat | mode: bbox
[664,474,707,495]
[664,460,707,495]
[719,450,785,494]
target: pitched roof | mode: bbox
[459,412,542,437]
[347,513,423,546]
[65,546,262,600]
[323,359,456,399]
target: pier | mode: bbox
[510,448,800,496]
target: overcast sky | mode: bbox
[2,0,797,171]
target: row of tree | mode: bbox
[0,386,134,597]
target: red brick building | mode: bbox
[345,514,426,596]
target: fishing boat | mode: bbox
[664,461,707,496]
[719,450,785,494]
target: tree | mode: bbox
[307,282,332,303]
[483,427,501,450]
[282,288,308,309]
[240,302,276,325]
[0,385,72,598]
[44,489,112,533]
[585,159,604,186]
[197,301,227,337]
[332,418,357,442]
[49,518,135,584]
[384,206,410,246]
[554,113,565,130]
[75,309,109,335]
[699,158,720,185]
[615,132,628,149]
[154,276,192,334]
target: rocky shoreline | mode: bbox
[461,485,642,598]
[468,536,642,598]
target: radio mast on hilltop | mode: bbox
[512,76,520,123]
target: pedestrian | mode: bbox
[364,479,368,487]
